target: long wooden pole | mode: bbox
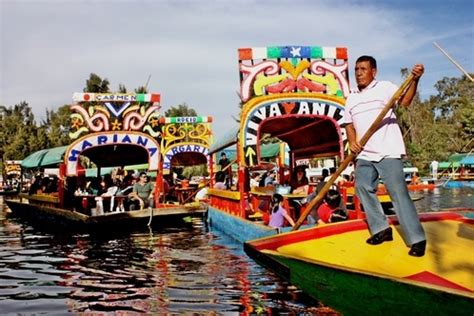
[292,74,415,230]
[433,42,474,82]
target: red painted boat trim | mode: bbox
[251,212,467,251]
[405,271,473,293]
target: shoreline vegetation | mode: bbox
[0,72,472,176]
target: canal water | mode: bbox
[0,187,472,314]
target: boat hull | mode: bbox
[5,200,207,231]
[244,211,474,315]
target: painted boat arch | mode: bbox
[238,93,346,167]
[160,116,213,176]
[65,131,160,176]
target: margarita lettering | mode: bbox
[162,144,209,171]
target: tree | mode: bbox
[44,105,72,147]
[84,73,110,93]
[431,75,474,152]
[164,103,198,117]
[118,84,127,93]
[0,102,43,174]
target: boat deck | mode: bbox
[255,212,474,296]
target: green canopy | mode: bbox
[40,146,68,167]
[209,125,239,154]
[85,165,156,178]
[21,146,68,169]
[85,167,114,177]
[448,153,472,163]
[260,143,282,158]
[438,161,461,169]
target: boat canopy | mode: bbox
[21,146,68,169]
[461,156,474,165]
[79,144,150,168]
[438,161,461,169]
[218,143,283,161]
[259,116,340,160]
[209,125,239,154]
[438,153,474,169]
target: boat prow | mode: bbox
[244,210,474,314]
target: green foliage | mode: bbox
[84,73,110,93]
[1,72,470,178]
[182,164,209,178]
[397,74,473,171]
[164,103,198,117]
[43,105,72,147]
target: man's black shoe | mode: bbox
[366,227,393,245]
[408,240,426,257]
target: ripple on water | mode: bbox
[0,213,331,314]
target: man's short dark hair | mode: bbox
[325,189,341,208]
[356,55,377,69]
[221,152,226,157]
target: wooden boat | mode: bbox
[0,160,22,196]
[6,196,206,230]
[206,45,354,242]
[0,188,20,196]
[244,210,474,314]
[5,92,208,230]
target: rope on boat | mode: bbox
[147,207,153,226]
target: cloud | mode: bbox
[1,0,471,133]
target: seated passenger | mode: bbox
[129,172,155,210]
[213,171,227,190]
[290,166,309,195]
[309,189,348,225]
[289,166,310,220]
[324,167,346,187]
[269,193,295,228]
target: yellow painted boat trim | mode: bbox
[208,188,241,200]
[265,220,474,293]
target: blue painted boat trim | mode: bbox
[444,181,474,188]
[207,206,314,243]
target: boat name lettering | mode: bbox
[65,133,160,176]
[245,101,344,146]
[175,117,198,123]
[95,94,138,101]
[162,144,209,170]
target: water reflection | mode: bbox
[0,201,326,314]
[413,187,473,212]
[1,187,471,314]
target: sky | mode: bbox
[1,0,473,134]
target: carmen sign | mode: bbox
[65,132,160,176]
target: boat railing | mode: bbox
[208,188,241,216]
[19,192,60,206]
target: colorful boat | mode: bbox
[0,160,22,195]
[6,92,208,230]
[244,210,474,314]
[207,45,356,242]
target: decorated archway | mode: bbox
[238,93,346,166]
[160,116,212,175]
[65,131,160,176]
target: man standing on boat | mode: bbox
[344,56,427,257]
[218,152,232,189]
